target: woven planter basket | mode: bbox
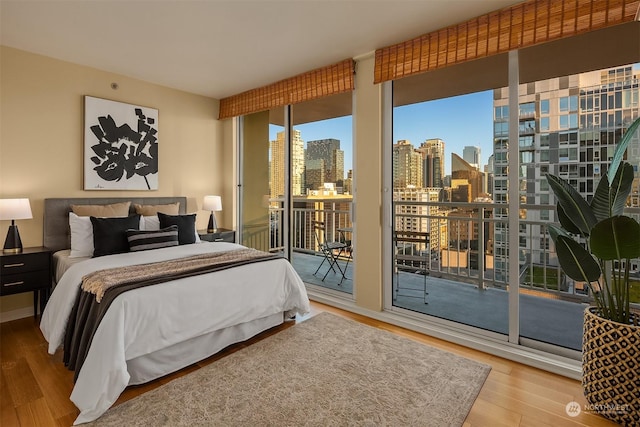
[582,307,640,425]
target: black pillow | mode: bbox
[127,225,179,252]
[157,212,196,245]
[90,215,141,257]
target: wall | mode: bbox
[0,46,227,320]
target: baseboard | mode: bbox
[1,307,34,323]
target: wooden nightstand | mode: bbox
[0,247,52,318]
[198,228,235,243]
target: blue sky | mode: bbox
[271,90,495,178]
[393,91,494,174]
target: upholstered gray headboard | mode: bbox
[44,197,187,252]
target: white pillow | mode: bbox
[142,215,160,231]
[70,213,145,257]
[143,215,201,242]
[69,212,94,258]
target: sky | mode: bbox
[269,90,495,178]
[393,91,494,174]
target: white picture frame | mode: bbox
[84,96,159,190]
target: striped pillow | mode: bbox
[126,225,179,252]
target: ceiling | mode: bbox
[1,0,520,100]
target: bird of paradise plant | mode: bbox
[546,117,640,325]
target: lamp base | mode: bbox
[3,224,23,253]
[207,212,218,234]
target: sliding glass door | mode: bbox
[391,55,510,338]
[386,22,640,357]
[239,93,355,296]
[290,94,353,294]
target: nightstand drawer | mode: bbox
[1,270,50,295]
[1,252,50,275]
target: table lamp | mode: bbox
[0,198,33,253]
[203,195,222,233]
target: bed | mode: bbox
[39,197,310,425]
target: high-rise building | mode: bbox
[344,169,353,195]
[451,153,484,202]
[270,130,305,199]
[394,187,446,253]
[416,138,445,188]
[492,63,640,283]
[306,138,344,188]
[305,158,325,192]
[462,146,481,169]
[392,140,423,189]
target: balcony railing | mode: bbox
[262,197,640,306]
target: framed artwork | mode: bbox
[84,96,159,190]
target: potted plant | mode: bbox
[546,117,640,425]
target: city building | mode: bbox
[462,145,481,169]
[492,63,640,282]
[394,187,446,253]
[450,153,485,202]
[392,140,423,188]
[416,138,445,188]
[306,138,344,189]
[270,130,305,199]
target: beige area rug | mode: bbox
[87,312,491,426]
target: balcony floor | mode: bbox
[291,252,584,352]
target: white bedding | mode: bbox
[52,249,87,284]
[40,242,310,425]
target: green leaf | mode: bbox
[548,224,601,283]
[590,174,611,222]
[590,216,640,260]
[609,162,634,217]
[556,202,581,235]
[546,174,597,235]
[608,116,640,183]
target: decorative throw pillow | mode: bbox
[133,202,180,216]
[69,212,94,258]
[157,212,197,245]
[71,201,131,217]
[143,215,201,242]
[90,215,141,257]
[142,215,161,231]
[126,225,179,252]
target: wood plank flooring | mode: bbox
[0,301,616,426]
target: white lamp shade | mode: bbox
[203,195,222,211]
[0,198,32,220]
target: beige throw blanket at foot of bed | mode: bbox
[82,248,276,302]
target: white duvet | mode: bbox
[40,242,310,424]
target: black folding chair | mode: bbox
[312,220,348,281]
[393,231,429,304]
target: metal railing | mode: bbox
[262,198,639,305]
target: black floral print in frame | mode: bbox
[84,96,158,190]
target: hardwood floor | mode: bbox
[1,301,616,427]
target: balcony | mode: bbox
[259,198,639,355]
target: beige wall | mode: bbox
[0,47,387,320]
[0,47,228,317]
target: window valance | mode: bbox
[374,0,640,84]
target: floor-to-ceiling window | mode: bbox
[516,24,640,352]
[386,22,640,357]
[239,92,354,296]
[390,54,510,339]
[290,95,353,294]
